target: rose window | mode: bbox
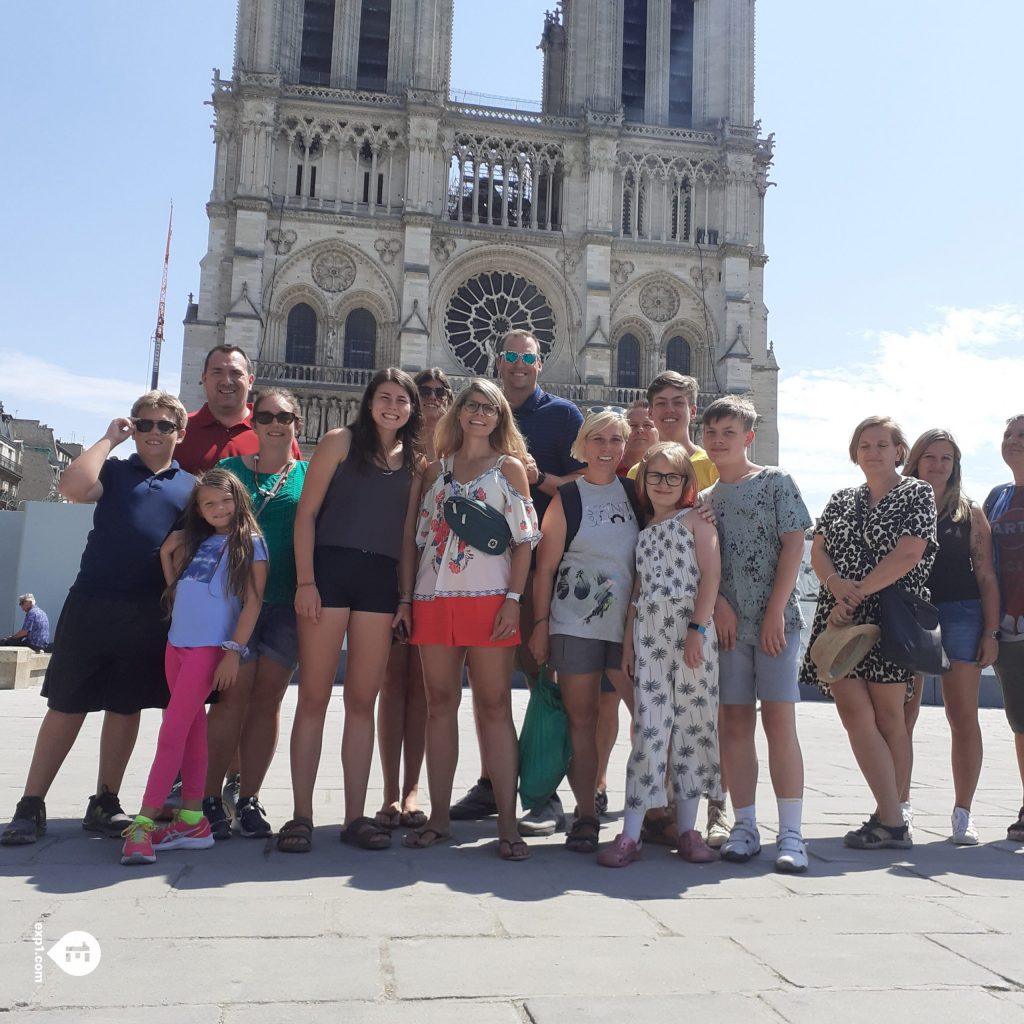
[445,271,556,375]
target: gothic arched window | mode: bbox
[666,336,691,376]
[286,303,318,365]
[344,308,377,369]
[617,334,641,388]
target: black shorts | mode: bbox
[41,591,170,714]
[313,546,399,614]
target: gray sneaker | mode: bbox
[705,800,731,849]
[449,779,498,820]
[518,795,566,837]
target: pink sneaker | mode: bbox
[121,820,157,865]
[596,833,642,868]
[677,828,717,863]
[153,815,215,850]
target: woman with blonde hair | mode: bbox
[404,378,540,860]
[901,429,1000,844]
[799,416,938,851]
[530,410,641,853]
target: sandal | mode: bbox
[498,838,530,861]
[565,815,601,854]
[340,816,392,850]
[276,817,313,854]
[402,826,451,849]
[844,821,912,850]
[400,809,428,829]
[640,813,679,847]
[374,808,402,830]
[1007,806,1024,843]
[843,813,880,847]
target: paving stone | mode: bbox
[526,994,774,1022]
[928,933,1024,988]
[760,989,1016,1023]
[222,1001,525,1024]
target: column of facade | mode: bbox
[645,0,671,125]
[332,1,361,88]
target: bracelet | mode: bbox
[221,640,249,657]
[297,581,316,588]
[687,622,707,636]
[824,573,838,592]
[398,597,412,606]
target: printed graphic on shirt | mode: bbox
[584,497,632,530]
[180,536,227,585]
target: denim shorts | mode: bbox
[936,598,983,665]
[240,602,299,669]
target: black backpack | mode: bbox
[558,476,645,550]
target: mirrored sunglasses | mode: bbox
[587,405,626,415]
[502,351,539,365]
[133,418,178,434]
[253,411,298,425]
[418,385,450,400]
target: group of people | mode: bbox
[2,334,1022,874]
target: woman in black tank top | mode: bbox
[279,369,425,854]
[902,430,1000,845]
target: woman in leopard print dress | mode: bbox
[800,416,937,851]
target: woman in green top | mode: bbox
[203,388,308,839]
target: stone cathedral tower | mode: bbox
[181,0,779,459]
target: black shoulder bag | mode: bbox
[442,460,513,556]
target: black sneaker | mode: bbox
[234,797,272,838]
[1,796,47,846]
[82,788,131,837]
[449,778,498,820]
[202,796,232,841]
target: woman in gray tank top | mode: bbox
[278,369,425,855]
[530,411,639,854]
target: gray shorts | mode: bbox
[240,603,299,670]
[719,631,802,705]
[993,640,1024,734]
[549,634,623,677]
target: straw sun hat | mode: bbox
[810,623,881,684]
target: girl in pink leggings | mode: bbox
[122,468,267,865]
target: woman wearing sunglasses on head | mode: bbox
[374,369,453,831]
[198,388,309,840]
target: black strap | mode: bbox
[559,476,644,551]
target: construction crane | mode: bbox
[149,204,173,390]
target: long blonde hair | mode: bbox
[433,378,529,463]
[904,429,972,522]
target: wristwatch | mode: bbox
[221,640,249,657]
[687,622,707,635]
[506,592,523,603]
[535,470,547,489]
[989,629,1002,641]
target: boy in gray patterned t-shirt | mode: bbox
[700,396,812,873]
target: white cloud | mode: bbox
[778,305,1024,516]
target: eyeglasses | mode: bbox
[588,405,626,415]
[133,418,178,434]
[418,385,450,400]
[463,399,499,417]
[501,351,539,365]
[253,411,298,425]
[645,471,686,487]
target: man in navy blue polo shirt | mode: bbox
[1,392,196,846]
[450,329,584,834]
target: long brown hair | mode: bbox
[433,378,529,463]
[348,367,422,474]
[163,468,264,616]
[904,429,972,523]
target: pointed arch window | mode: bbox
[666,336,691,376]
[344,308,377,369]
[286,303,318,365]
[617,334,641,388]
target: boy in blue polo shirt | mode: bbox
[701,396,812,873]
[1,391,195,845]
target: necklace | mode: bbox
[251,453,294,514]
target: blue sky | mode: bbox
[1,2,1021,513]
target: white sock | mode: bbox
[623,810,645,843]
[675,796,700,834]
[734,803,756,828]
[777,797,803,834]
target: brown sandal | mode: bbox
[565,815,601,853]
[340,815,392,850]
[498,838,530,861]
[276,817,313,854]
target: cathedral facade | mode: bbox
[180,0,779,459]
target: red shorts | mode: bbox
[410,595,519,648]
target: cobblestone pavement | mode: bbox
[1,687,1022,1021]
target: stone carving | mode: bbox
[556,245,582,272]
[374,238,401,265]
[639,281,680,323]
[432,237,456,264]
[268,228,297,255]
[611,260,634,286]
[690,266,713,289]
[312,251,356,293]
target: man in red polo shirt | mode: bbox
[174,345,301,473]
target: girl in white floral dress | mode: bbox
[599,442,722,867]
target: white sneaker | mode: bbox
[900,802,914,841]
[950,806,979,846]
[721,821,761,863]
[517,795,566,837]
[774,828,808,873]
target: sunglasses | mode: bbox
[463,399,499,417]
[645,471,687,487]
[418,385,450,400]
[253,411,298,425]
[588,405,626,415]
[133,418,178,434]
[501,351,539,365]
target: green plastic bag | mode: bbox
[517,669,571,812]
